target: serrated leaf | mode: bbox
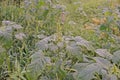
[74,36,94,50]
[35,35,53,50]
[0,26,12,40]
[73,63,91,71]
[68,41,77,47]
[15,33,26,40]
[95,49,113,60]
[74,36,88,43]
[35,40,48,50]
[66,45,81,56]
[57,41,64,49]
[26,50,51,80]
[83,55,94,62]
[94,57,111,69]
[48,43,58,52]
[30,50,44,61]
[74,63,101,80]
[112,50,120,64]
[37,34,46,39]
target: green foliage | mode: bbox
[73,49,120,80]
[0,0,120,80]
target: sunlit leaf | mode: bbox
[35,39,48,50]
[48,42,58,52]
[95,49,113,59]
[26,50,51,80]
[112,50,120,64]
[15,33,26,40]
[94,57,111,69]
[73,63,101,80]
[66,45,81,56]
[75,36,94,50]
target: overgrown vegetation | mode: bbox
[0,0,120,80]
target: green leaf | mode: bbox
[73,63,91,71]
[36,39,48,50]
[95,49,113,60]
[66,45,80,54]
[100,24,107,31]
[48,42,58,52]
[26,50,51,80]
[74,36,94,50]
[74,63,101,80]
[112,50,120,64]
[94,57,111,69]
